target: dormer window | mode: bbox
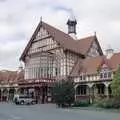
[99,68,112,79]
[104,73,107,78]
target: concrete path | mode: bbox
[0,103,120,120]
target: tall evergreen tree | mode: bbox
[53,79,75,107]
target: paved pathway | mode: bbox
[0,103,120,120]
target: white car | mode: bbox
[13,94,36,105]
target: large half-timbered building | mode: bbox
[19,16,105,103]
[1,16,120,103]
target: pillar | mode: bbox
[74,85,78,101]
[87,83,94,104]
[15,88,19,94]
[1,88,3,102]
[104,82,110,99]
[7,88,10,102]
[93,84,98,98]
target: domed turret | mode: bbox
[67,10,77,40]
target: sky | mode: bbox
[0,0,120,70]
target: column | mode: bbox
[7,88,10,102]
[87,83,94,104]
[104,82,110,99]
[15,88,18,94]
[105,86,109,98]
[74,85,78,101]
[1,88,3,102]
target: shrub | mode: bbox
[103,99,115,108]
[72,100,90,107]
[94,99,105,108]
[94,98,120,109]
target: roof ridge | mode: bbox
[77,35,96,41]
[42,21,74,40]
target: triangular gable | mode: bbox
[87,36,103,57]
[98,57,112,71]
[20,21,42,61]
[77,35,103,56]
[34,27,49,41]
[101,63,108,68]
[20,21,84,61]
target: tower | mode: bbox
[67,11,77,39]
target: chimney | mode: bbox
[105,45,114,59]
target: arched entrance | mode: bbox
[41,86,48,104]
[93,83,106,98]
[2,88,8,102]
[75,85,89,101]
[108,84,112,97]
[34,86,49,104]
[0,89,1,101]
[9,88,15,101]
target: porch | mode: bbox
[75,82,112,103]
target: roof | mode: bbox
[110,53,120,71]
[0,70,24,83]
[71,52,120,76]
[20,21,102,61]
[81,56,103,75]
[77,36,103,55]
[20,21,84,61]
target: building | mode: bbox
[0,68,24,102]
[1,15,119,103]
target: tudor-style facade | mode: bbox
[0,17,120,103]
[18,17,120,103]
[19,17,104,103]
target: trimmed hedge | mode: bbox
[72,101,90,107]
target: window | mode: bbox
[80,76,82,80]
[55,68,58,76]
[100,73,103,78]
[41,68,43,77]
[83,76,86,80]
[68,26,74,33]
[87,75,90,80]
[104,73,107,78]
[77,85,87,95]
[98,85,104,94]
[100,68,112,79]
[108,72,111,78]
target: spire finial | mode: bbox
[69,9,76,21]
[40,16,42,22]
[94,31,96,36]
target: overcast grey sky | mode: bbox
[0,0,120,70]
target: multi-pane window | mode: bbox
[100,68,112,79]
[104,73,107,78]
[77,85,87,95]
[108,72,111,78]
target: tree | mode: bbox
[111,66,120,100]
[53,79,75,107]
